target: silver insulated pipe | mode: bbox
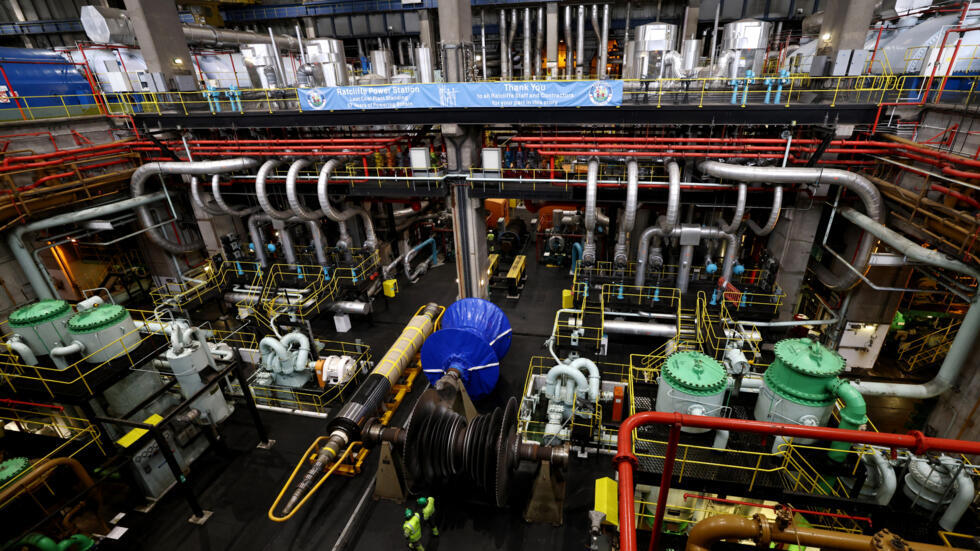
[564,6,574,79]
[523,7,533,80]
[576,5,586,79]
[535,7,544,78]
[599,4,610,79]
[255,159,293,220]
[316,159,377,251]
[499,9,509,80]
[131,158,259,254]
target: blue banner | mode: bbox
[298,80,623,111]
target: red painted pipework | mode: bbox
[3,158,133,195]
[613,412,980,551]
[0,397,63,410]
[680,494,873,526]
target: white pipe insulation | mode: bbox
[582,158,600,265]
[613,159,639,267]
[131,158,260,254]
[255,159,293,220]
[662,161,681,232]
[699,161,884,292]
[316,159,377,251]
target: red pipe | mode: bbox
[613,412,980,551]
[0,397,63,410]
[681,494,873,526]
[2,158,132,195]
[931,183,980,211]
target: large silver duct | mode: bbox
[662,161,681,232]
[614,160,638,267]
[248,214,270,267]
[582,158,600,265]
[212,173,258,217]
[576,5,586,79]
[840,207,980,399]
[509,10,519,78]
[255,159,293,220]
[499,9,510,79]
[718,183,746,233]
[699,161,884,292]
[599,4,610,79]
[747,186,782,236]
[564,6,574,79]
[191,176,225,216]
[8,192,169,299]
[634,225,737,292]
[287,158,342,220]
[603,319,677,338]
[523,7,533,80]
[316,159,377,251]
[80,6,301,50]
[535,6,544,79]
[131,158,259,255]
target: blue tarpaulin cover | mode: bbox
[420,298,512,399]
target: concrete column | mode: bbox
[444,125,487,299]
[123,0,194,89]
[546,3,559,78]
[8,0,34,48]
[437,0,474,82]
[817,0,876,56]
[303,17,317,39]
[766,201,824,321]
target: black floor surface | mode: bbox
[120,258,607,551]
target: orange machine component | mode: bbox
[612,386,625,422]
[536,204,581,230]
[485,198,509,229]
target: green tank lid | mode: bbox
[9,300,71,327]
[662,350,727,397]
[0,456,29,483]
[67,304,129,334]
[763,338,846,406]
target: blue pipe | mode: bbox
[414,237,438,265]
[571,242,583,271]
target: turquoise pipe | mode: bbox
[827,378,868,462]
[571,242,583,270]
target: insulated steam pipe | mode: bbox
[613,159,638,267]
[499,9,509,79]
[634,226,736,289]
[663,161,680,232]
[582,158,599,265]
[509,9,519,78]
[9,191,169,299]
[614,411,980,551]
[699,161,883,291]
[191,176,225,216]
[316,160,377,251]
[862,449,897,506]
[131,158,259,254]
[523,7,532,80]
[599,4,610,79]
[212,174,257,216]
[279,303,441,516]
[576,5,586,79]
[288,158,341,220]
[747,185,782,236]
[838,206,980,399]
[307,220,328,266]
[564,6,573,79]
[535,6,544,78]
[248,213,272,267]
[718,183,746,233]
[256,159,293,220]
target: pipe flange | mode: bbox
[872,529,909,551]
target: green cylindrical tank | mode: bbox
[66,304,139,363]
[656,350,728,434]
[754,338,867,461]
[8,299,73,356]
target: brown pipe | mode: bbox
[0,457,100,508]
[686,513,965,551]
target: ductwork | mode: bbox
[535,6,544,79]
[132,159,259,255]
[614,160,639,267]
[316,159,377,251]
[747,185,782,236]
[248,213,272,267]
[709,50,737,79]
[582,158,600,265]
[635,225,737,291]
[663,50,691,79]
[718,183,746,233]
[80,6,302,50]
[191,176,225,216]
[507,9,519,79]
[255,159,293,220]
[212,173,257,216]
[598,4,610,79]
[564,6,574,79]
[860,449,897,506]
[699,161,884,292]
[288,158,342,220]
[662,161,681,232]
[499,9,509,79]
[838,207,980,399]
[576,5,586,79]
[8,192,171,299]
[603,319,677,338]
[523,7,532,80]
